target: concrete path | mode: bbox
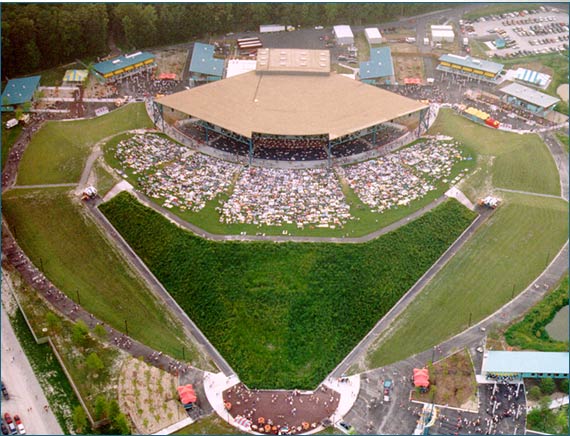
[153,416,195,435]
[1,305,63,435]
[10,183,77,190]
[495,187,566,200]
[541,130,569,201]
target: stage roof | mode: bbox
[256,48,330,74]
[157,70,427,140]
[190,43,224,77]
[1,76,41,106]
[500,82,559,108]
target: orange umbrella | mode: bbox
[258,417,265,424]
[302,422,310,430]
[225,402,232,410]
[264,424,271,432]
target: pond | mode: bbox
[545,305,569,342]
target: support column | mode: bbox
[327,140,332,168]
[248,138,253,165]
[204,125,209,144]
[372,125,377,146]
[159,103,164,132]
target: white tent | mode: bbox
[431,25,455,42]
[365,28,382,45]
[333,25,354,45]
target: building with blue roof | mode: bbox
[482,351,569,381]
[359,47,394,85]
[437,54,504,82]
[92,52,156,82]
[189,43,224,84]
[1,76,41,111]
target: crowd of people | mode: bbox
[253,137,329,161]
[219,167,352,228]
[340,138,464,213]
[115,133,241,212]
[113,133,469,228]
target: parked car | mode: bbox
[1,382,9,400]
[13,416,25,435]
[337,421,357,435]
[383,379,393,402]
[2,415,16,435]
[1,421,9,436]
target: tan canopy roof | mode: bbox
[157,71,427,139]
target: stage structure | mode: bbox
[156,49,428,165]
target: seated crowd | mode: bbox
[113,134,466,229]
[219,167,352,228]
[339,137,465,213]
[253,137,328,161]
[331,125,405,158]
[115,133,241,212]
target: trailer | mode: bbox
[260,24,286,33]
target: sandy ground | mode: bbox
[557,84,569,102]
[1,300,63,435]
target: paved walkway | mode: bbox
[1,304,63,435]
[495,187,566,200]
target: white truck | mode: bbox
[423,37,429,46]
[5,118,18,129]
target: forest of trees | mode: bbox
[2,3,443,79]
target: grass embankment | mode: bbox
[101,192,476,389]
[103,134,475,238]
[505,276,569,351]
[17,103,153,185]
[1,113,23,169]
[367,192,568,368]
[1,187,199,364]
[555,131,569,154]
[463,4,541,20]
[429,109,560,200]
[174,414,242,435]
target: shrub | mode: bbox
[540,378,556,395]
[101,192,476,389]
[528,386,542,401]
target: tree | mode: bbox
[528,385,542,401]
[72,405,87,433]
[540,377,556,395]
[93,324,108,340]
[85,352,104,375]
[93,395,108,421]
[559,378,569,394]
[107,399,121,421]
[72,319,90,347]
[45,312,62,332]
[112,413,130,435]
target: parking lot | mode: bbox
[468,6,569,58]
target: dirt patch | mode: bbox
[152,48,188,78]
[411,349,477,409]
[392,54,424,83]
[118,356,186,434]
[556,84,569,103]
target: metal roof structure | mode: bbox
[483,351,569,375]
[157,70,426,140]
[189,43,224,77]
[93,52,155,76]
[256,48,330,75]
[500,82,560,108]
[365,28,382,45]
[1,76,41,106]
[439,54,504,75]
[333,25,354,44]
[514,68,550,87]
[359,47,394,80]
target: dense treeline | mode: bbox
[101,193,475,389]
[2,2,442,79]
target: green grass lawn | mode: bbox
[367,192,569,368]
[102,134,475,238]
[429,109,560,199]
[1,187,201,364]
[101,191,476,389]
[174,414,242,435]
[463,4,541,20]
[17,103,153,185]
[2,113,23,169]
